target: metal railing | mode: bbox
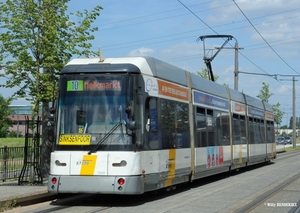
[0,146,42,183]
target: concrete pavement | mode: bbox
[0,180,55,207]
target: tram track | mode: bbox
[289,203,300,213]
[8,151,299,213]
[276,150,300,161]
[234,166,300,213]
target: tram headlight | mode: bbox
[112,160,127,167]
[55,160,66,166]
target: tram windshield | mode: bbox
[57,74,132,150]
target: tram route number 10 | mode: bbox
[67,80,84,91]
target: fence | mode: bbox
[0,146,42,184]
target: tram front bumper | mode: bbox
[48,175,144,195]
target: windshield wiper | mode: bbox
[88,121,123,155]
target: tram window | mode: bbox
[233,114,240,144]
[160,99,190,149]
[197,107,205,114]
[255,119,261,144]
[207,109,214,146]
[214,110,222,146]
[267,125,271,143]
[197,108,228,147]
[260,120,265,144]
[249,117,254,144]
[253,118,260,144]
[221,114,230,145]
[207,109,213,116]
[240,116,246,144]
[196,107,207,147]
[207,131,214,146]
[233,114,247,145]
[267,121,274,143]
[145,98,159,150]
[267,121,275,143]
[149,98,157,132]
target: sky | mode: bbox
[1,0,300,126]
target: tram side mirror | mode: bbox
[48,101,56,113]
[48,107,55,119]
[48,101,56,117]
[126,101,134,118]
[76,110,87,125]
[46,101,57,130]
[127,120,136,131]
[49,107,55,115]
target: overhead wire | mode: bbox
[176,1,273,73]
[232,0,300,76]
[95,1,222,30]
[177,0,300,100]
[96,1,300,51]
[90,0,299,99]
[232,0,300,101]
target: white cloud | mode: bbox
[278,84,292,94]
[128,47,154,56]
[160,42,200,56]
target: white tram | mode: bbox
[48,56,276,194]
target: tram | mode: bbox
[48,56,276,195]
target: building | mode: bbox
[8,105,39,137]
[275,128,299,137]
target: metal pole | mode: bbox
[215,42,243,91]
[234,42,239,90]
[292,76,296,148]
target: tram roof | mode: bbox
[63,57,188,86]
[63,57,269,111]
[190,72,228,99]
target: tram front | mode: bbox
[48,60,145,195]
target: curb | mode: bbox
[1,191,58,207]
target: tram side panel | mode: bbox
[142,75,192,191]
[231,110,248,168]
[265,111,276,160]
[192,90,232,178]
[247,106,268,164]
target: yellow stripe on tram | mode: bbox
[238,144,243,166]
[164,149,176,187]
[80,155,97,175]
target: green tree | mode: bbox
[289,116,300,129]
[197,68,219,81]
[197,68,229,87]
[0,0,102,113]
[0,94,12,138]
[256,82,283,127]
[256,82,273,102]
[272,102,284,127]
[0,0,102,178]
